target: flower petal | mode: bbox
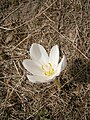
[27,75,49,83]
[49,45,59,69]
[30,43,48,64]
[27,74,56,83]
[56,55,67,76]
[23,59,44,76]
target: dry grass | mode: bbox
[0,0,90,120]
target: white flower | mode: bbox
[23,43,67,83]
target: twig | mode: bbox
[26,103,47,120]
[61,65,87,89]
[0,26,12,31]
[13,60,21,76]
[11,23,47,52]
[0,0,57,31]
[0,75,21,79]
[0,3,23,24]
[11,34,30,52]
[43,13,55,24]
[49,24,89,60]
[85,45,90,54]
[26,91,57,120]
[3,75,24,104]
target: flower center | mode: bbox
[42,63,55,76]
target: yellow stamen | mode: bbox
[42,65,44,70]
[42,63,55,76]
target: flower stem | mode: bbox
[54,78,61,92]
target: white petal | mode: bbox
[56,55,67,76]
[23,59,44,76]
[30,43,41,60]
[49,45,59,69]
[27,75,48,83]
[27,74,56,83]
[30,43,49,64]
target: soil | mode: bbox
[0,0,90,120]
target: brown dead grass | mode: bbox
[0,0,90,120]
